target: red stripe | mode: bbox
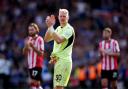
[114,56,118,69]
[115,41,117,52]
[32,39,36,68]
[36,37,39,67]
[39,37,43,51]
[104,41,107,70]
[108,41,111,70]
[113,40,115,70]
[99,42,102,48]
[112,40,115,70]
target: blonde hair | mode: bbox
[30,23,39,33]
[59,9,69,18]
[104,27,112,34]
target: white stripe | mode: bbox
[116,41,120,52]
[28,51,30,68]
[113,40,116,52]
[41,38,44,51]
[102,41,105,49]
[29,49,33,68]
[106,43,109,70]
[108,40,112,70]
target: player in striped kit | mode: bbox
[99,28,120,89]
[23,23,44,89]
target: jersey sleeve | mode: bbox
[61,27,73,40]
[39,37,44,51]
[115,40,120,52]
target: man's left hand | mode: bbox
[49,56,57,64]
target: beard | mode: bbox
[103,36,110,40]
[29,33,36,37]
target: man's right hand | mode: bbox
[23,37,32,55]
[99,48,105,56]
[24,37,32,49]
[45,15,55,28]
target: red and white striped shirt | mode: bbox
[99,39,120,70]
[27,36,44,69]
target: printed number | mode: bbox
[56,74,62,82]
[32,70,38,77]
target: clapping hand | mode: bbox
[24,37,32,48]
[45,15,55,28]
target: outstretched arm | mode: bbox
[44,15,55,42]
[44,26,54,42]
[44,15,66,43]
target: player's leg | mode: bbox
[29,67,43,89]
[29,69,36,89]
[111,80,117,89]
[30,79,43,89]
[34,68,43,89]
[101,78,108,89]
[29,79,37,89]
[101,70,109,89]
[53,60,72,89]
[33,80,43,89]
[110,70,118,89]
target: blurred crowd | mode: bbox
[0,0,128,89]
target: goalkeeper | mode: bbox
[44,9,75,89]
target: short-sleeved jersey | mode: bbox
[99,39,120,70]
[27,36,44,69]
[51,23,75,60]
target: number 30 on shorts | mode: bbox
[32,70,38,76]
[56,74,62,82]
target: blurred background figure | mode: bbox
[0,0,128,89]
[0,53,11,89]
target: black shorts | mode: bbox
[29,67,42,81]
[101,70,118,81]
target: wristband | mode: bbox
[48,26,55,34]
